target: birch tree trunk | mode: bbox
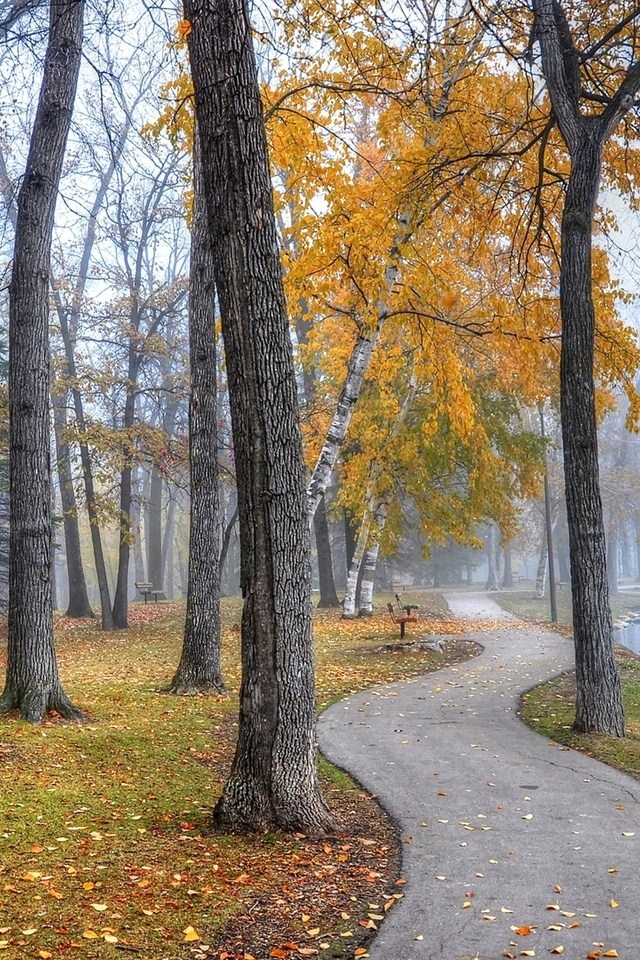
[343,371,417,617]
[535,536,548,599]
[185,0,333,834]
[358,502,388,616]
[0,0,85,722]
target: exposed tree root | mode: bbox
[163,675,226,696]
[0,682,87,723]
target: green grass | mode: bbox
[520,657,640,778]
[490,582,640,626]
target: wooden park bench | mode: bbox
[135,581,163,603]
[387,601,419,639]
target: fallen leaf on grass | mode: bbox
[183,926,199,942]
[82,931,99,939]
[91,903,108,912]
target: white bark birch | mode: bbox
[342,370,418,617]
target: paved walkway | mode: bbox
[317,593,640,960]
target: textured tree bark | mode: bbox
[533,0,640,734]
[0,0,85,722]
[52,388,95,617]
[185,0,333,834]
[313,494,340,608]
[168,134,224,696]
[559,141,624,734]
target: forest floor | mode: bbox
[0,593,481,960]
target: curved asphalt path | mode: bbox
[317,592,640,960]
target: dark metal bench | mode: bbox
[135,581,162,603]
[387,601,419,638]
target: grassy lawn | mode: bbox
[493,582,640,625]
[0,594,476,960]
[520,654,640,780]
[507,583,640,794]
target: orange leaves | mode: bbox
[511,924,536,937]
[176,19,192,41]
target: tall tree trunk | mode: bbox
[343,510,373,618]
[560,141,623,733]
[168,134,224,695]
[533,0,639,734]
[358,522,384,616]
[57,308,113,629]
[163,498,175,599]
[484,523,500,591]
[52,388,94,617]
[0,0,85,722]
[185,0,333,834]
[343,371,416,617]
[535,535,548,599]
[132,466,145,585]
[147,461,163,588]
[111,342,139,629]
[314,494,340,608]
[607,516,619,598]
[343,508,357,573]
[501,541,514,589]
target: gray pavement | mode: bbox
[317,592,640,959]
